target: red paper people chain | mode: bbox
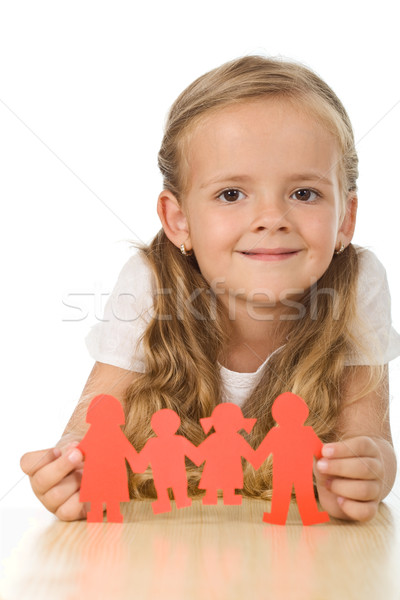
[77,392,329,525]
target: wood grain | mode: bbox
[1,494,400,600]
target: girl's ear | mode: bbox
[337,193,358,247]
[157,190,192,251]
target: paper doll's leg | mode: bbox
[152,486,172,514]
[263,479,292,525]
[87,501,104,523]
[174,492,192,509]
[173,474,192,509]
[295,480,329,526]
[223,488,242,505]
[106,501,124,523]
[202,488,218,505]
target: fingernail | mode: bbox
[337,496,344,506]
[317,459,329,471]
[68,449,82,464]
[322,446,334,457]
[325,478,332,490]
[53,448,62,458]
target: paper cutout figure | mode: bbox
[134,408,202,514]
[198,403,257,505]
[76,393,331,526]
[77,394,139,523]
[253,392,330,525]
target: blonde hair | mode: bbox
[123,55,385,500]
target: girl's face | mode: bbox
[160,98,356,315]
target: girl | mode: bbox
[21,55,400,523]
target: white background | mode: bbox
[1,0,400,516]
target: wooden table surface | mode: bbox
[1,491,400,600]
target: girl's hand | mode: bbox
[314,436,385,522]
[20,436,89,521]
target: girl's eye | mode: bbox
[291,188,320,202]
[217,188,245,203]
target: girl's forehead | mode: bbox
[187,96,336,140]
[184,99,340,185]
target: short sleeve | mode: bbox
[84,252,155,372]
[345,247,400,365]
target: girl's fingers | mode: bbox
[335,497,379,522]
[329,477,381,502]
[322,437,380,459]
[42,470,83,513]
[20,448,60,477]
[31,447,84,496]
[56,435,83,455]
[54,490,88,522]
[316,456,383,481]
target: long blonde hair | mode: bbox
[123,55,385,500]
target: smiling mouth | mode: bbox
[238,248,301,261]
[240,249,299,255]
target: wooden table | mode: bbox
[1,492,400,600]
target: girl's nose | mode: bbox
[250,195,292,233]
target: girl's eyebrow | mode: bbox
[200,174,252,189]
[200,172,334,189]
[287,173,334,186]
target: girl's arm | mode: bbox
[314,365,397,522]
[60,361,139,445]
[20,361,140,521]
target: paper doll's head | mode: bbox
[272,392,309,426]
[151,408,181,436]
[86,394,126,425]
[200,403,256,434]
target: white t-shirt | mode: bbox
[85,246,400,405]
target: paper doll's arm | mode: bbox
[240,440,260,470]
[76,435,88,458]
[252,432,274,470]
[122,435,142,472]
[133,441,152,473]
[193,438,211,468]
[309,429,324,459]
[183,438,205,467]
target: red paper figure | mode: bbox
[77,394,139,523]
[253,392,330,525]
[197,403,257,505]
[134,408,202,515]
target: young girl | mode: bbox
[21,54,400,523]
